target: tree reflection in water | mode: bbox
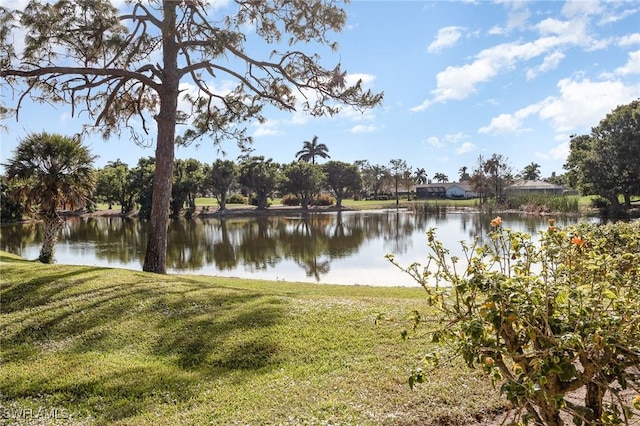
[0,212,589,285]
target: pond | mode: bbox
[0,210,592,286]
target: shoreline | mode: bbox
[4,201,639,224]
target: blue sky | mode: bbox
[1,0,639,182]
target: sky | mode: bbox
[1,0,639,182]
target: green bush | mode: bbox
[311,194,334,206]
[227,193,248,205]
[388,218,640,425]
[249,196,271,208]
[590,197,610,209]
[281,194,301,206]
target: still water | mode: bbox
[1,210,591,286]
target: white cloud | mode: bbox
[252,120,284,137]
[428,26,464,53]
[599,7,639,25]
[479,113,523,135]
[535,17,589,46]
[479,103,540,135]
[350,124,378,134]
[535,141,570,161]
[613,50,640,76]
[338,106,376,123]
[411,7,619,111]
[538,77,640,132]
[526,51,565,80]
[456,142,476,154]
[426,136,443,148]
[425,39,551,105]
[488,25,505,36]
[410,99,433,113]
[478,76,639,138]
[445,132,468,143]
[346,72,377,88]
[489,0,531,35]
[618,33,640,47]
[561,0,603,18]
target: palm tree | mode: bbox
[522,162,541,181]
[4,132,97,263]
[458,166,470,181]
[433,172,448,183]
[414,167,428,184]
[295,135,330,164]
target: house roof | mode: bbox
[416,182,475,192]
[505,180,564,191]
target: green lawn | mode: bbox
[0,251,506,425]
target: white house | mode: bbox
[505,180,564,195]
[415,182,477,199]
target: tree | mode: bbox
[205,159,239,212]
[0,176,25,222]
[171,158,205,217]
[432,172,448,183]
[295,135,331,164]
[565,100,640,213]
[322,161,362,209]
[128,157,156,220]
[356,160,388,200]
[458,166,470,182]
[545,172,565,187]
[414,168,428,184]
[521,162,541,181]
[281,161,325,209]
[388,159,411,208]
[1,1,382,273]
[402,170,414,200]
[239,157,281,210]
[95,160,129,212]
[471,153,512,203]
[3,132,96,263]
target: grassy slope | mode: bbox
[0,251,506,426]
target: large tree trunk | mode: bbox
[39,213,64,264]
[143,1,179,274]
[218,192,227,212]
[623,191,631,210]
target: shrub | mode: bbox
[591,197,610,209]
[310,194,334,206]
[388,218,640,425]
[281,194,301,206]
[227,193,248,205]
[249,196,271,207]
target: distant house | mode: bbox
[505,180,564,195]
[415,182,477,199]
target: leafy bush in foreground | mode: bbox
[388,219,640,425]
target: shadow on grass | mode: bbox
[0,262,288,423]
[1,266,109,312]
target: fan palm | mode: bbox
[433,172,449,183]
[295,135,330,164]
[414,168,428,184]
[4,132,97,263]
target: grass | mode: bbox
[0,251,507,425]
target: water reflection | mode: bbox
[1,211,590,286]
